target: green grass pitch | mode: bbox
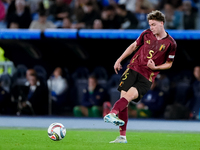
[0,129,200,150]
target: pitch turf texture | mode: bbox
[0,129,199,150]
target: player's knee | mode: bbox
[73,106,83,117]
[124,88,139,102]
[124,94,137,102]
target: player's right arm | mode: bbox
[114,41,138,74]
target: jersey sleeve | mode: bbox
[166,42,177,62]
[136,30,148,46]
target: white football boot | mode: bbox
[104,113,125,126]
[109,136,128,143]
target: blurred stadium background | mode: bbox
[0,0,200,126]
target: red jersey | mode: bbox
[128,29,177,82]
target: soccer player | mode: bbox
[104,10,177,143]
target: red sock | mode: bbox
[118,107,128,136]
[110,97,128,115]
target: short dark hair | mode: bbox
[147,10,165,23]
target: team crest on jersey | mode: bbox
[146,40,150,44]
[159,44,165,51]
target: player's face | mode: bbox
[149,20,163,35]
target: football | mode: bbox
[47,123,66,141]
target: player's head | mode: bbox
[147,10,165,35]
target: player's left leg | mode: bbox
[118,90,128,137]
[108,108,128,143]
[108,112,128,143]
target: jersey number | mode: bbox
[122,72,129,80]
[147,50,154,59]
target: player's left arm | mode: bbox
[148,41,177,71]
[147,59,173,71]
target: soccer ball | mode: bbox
[48,123,66,141]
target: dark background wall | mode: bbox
[0,38,198,77]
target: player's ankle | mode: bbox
[110,110,118,115]
[120,135,126,140]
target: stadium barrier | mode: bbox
[0,29,200,40]
[0,29,41,39]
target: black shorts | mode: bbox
[118,68,152,103]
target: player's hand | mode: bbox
[114,60,122,74]
[147,59,156,70]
